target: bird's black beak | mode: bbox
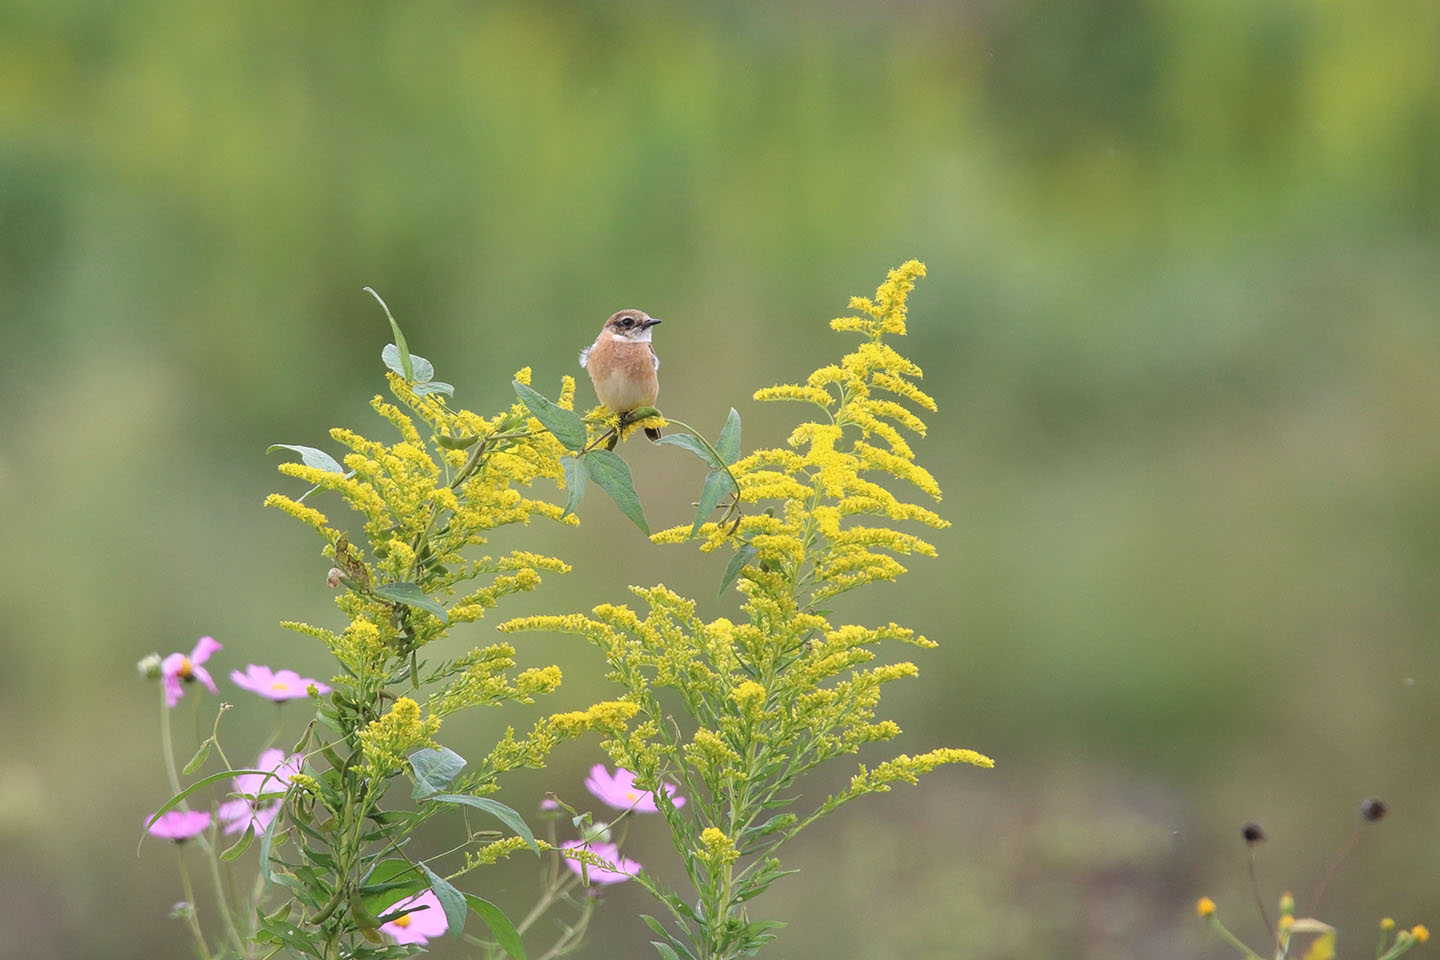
[641,317,663,328]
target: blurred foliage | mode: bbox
[0,0,1437,958]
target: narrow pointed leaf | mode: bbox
[716,408,742,464]
[512,381,588,452]
[466,895,528,960]
[267,444,345,476]
[409,746,466,799]
[366,287,414,381]
[140,769,269,849]
[691,470,731,539]
[257,786,284,884]
[654,433,723,470]
[417,862,467,938]
[372,582,448,623]
[426,794,539,853]
[719,543,759,597]
[585,448,649,534]
[561,456,588,518]
[182,739,213,776]
[651,944,681,960]
[220,824,256,862]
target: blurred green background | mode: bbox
[2,1,1437,957]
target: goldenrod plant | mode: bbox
[505,262,994,960]
[141,293,641,960]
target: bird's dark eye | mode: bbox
[619,317,634,328]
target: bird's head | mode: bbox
[601,309,662,342]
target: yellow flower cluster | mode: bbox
[504,266,991,934]
[698,827,739,866]
[652,259,947,608]
[358,697,441,780]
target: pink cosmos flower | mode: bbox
[230,664,331,701]
[380,890,448,945]
[161,636,221,708]
[146,809,212,841]
[218,749,303,836]
[584,764,685,813]
[561,840,641,885]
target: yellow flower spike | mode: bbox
[1196,897,1217,918]
[699,827,740,866]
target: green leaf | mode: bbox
[412,380,454,398]
[560,455,588,518]
[220,824,255,862]
[409,746,466,799]
[140,769,269,849]
[584,448,649,534]
[382,343,435,382]
[267,444,345,476]
[364,287,415,382]
[182,739,212,776]
[654,433,723,470]
[466,895,528,960]
[418,862,467,938]
[512,381,588,452]
[719,543,759,597]
[716,407,742,464]
[360,858,425,918]
[437,433,481,450]
[257,785,285,884]
[425,794,539,853]
[372,582,448,623]
[690,469,731,539]
[651,944,681,960]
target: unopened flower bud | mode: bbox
[137,653,163,679]
[1359,796,1388,822]
[326,567,343,588]
[1241,821,1266,845]
[1279,891,1295,915]
[1196,896,1216,918]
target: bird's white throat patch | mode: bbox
[611,326,653,343]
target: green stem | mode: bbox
[177,851,215,960]
[1206,915,1265,960]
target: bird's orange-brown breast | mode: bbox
[586,337,658,413]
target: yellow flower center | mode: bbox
[178,657,194,679]
[393,914,411,928]
[625,790,639,802]
[271,681,289,692]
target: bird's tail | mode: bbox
[644,426,662,441]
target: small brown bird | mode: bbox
[580,309,663,440]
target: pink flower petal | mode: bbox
[583,764,684,813]
[193,666,218,695]
[380,890,448,944]
[191,636,222,664]
[147,809,212,840]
